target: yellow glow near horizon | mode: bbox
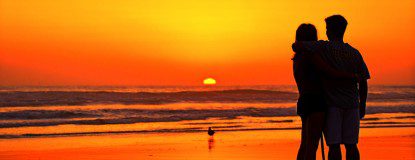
[0,0,414,85]
[203,78,217,85]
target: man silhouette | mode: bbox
[293,15,370,160]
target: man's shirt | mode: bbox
[304,41,370,109]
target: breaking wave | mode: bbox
[0,105,414,128]
[0,88,413,107]
[0,89,298,107]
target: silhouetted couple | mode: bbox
[292,15,370,160]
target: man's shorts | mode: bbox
[324,107,360,145]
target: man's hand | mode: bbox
[358,79,368,120]
[292,42,302,53]
[359,104,366,119]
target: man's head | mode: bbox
[325,15,348,41]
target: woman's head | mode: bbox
[295,23,318,42]
[293,23,317,60]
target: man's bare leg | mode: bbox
[345,144,360,160]
[328,144,341,160]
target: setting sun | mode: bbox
[203,78,217,85]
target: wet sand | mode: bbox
[0,127,413,160]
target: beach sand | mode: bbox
[0,127,413,160]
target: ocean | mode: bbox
[0,85,414,138]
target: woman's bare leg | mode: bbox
[304,112,325,160]
[297,116,307,160]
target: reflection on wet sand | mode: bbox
[208,136,215,151]
[0,127,413,160]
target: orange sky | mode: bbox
[1,0,414,86]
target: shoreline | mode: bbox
[1,125,414,139]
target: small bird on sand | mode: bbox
[208,127,215,136]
